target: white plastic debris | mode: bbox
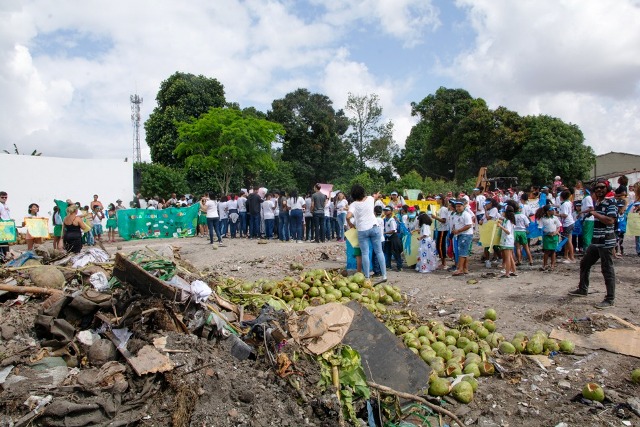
[191,280,212,303]
[89,272,109,292]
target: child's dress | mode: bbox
[106,210,117,230]
[416,224,438,273]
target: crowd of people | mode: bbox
[1,175,638,309]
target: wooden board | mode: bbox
[549,314,640,359]
[113,252,180,301]
[342,301,431,395]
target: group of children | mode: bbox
[50,199,120,249]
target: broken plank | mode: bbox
[113,252,180,300]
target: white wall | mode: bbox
[1,154,133,230]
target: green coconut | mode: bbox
[462,375,478,392]
[417,325,430,336]
[451,381,474,403]
[469,320,483,332]
[420,349,437,363]
[446,364,462,377]
[511,337,527,353]
[444,335,458,346]
[484,308,497,321]
[463,363,481,378]
[582,383,605,402]
[631,368,640,384]
[430,341,447,353]
[351,272,365,284]
[428,377,450,396]
[559,340,575,354]
[464,353,481,367]
[526,338,544,355]
[464,342,479,355]
[543,339,560,353]
[499,341,516,354]
[483,319,496,333]
[446,329,461,339]
[458,314,473,326]
[429,358,446,377]
[476,327,490,339]
[456,337,471,349]
[478,361,495,376]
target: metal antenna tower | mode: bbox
[130,94,143,163]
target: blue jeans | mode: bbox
[290,209,303,241]
[324,216,332,240]
[265,218,275,239]
[239,212,247,236]
[279,212,290,241]
[207,217,221,243]
[358,225,386,279]
[337,213,346,240]
[249,213,261,238]
[636,236,640,255]
[229,210,238,237]
[220,218,228,236]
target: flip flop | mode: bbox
[452,272,464,276]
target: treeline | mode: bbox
[136,72,595,199]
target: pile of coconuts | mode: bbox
[387,308,576,404]
[221,270,403,313]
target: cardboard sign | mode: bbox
[25,217,50,238]
[0,220,17,243]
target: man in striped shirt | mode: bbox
[568,178,617,309]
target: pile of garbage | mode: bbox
[1,244,639,427]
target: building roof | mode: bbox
[596,151,640,159]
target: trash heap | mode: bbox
[1,244,639,427]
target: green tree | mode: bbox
[511,115,595,187]
[267,88,352,192]
[135,162,188,199]
[174,107,284,195]
[344,93,398,172]
[385,170,424,195]
[145,72,226,167]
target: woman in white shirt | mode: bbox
[288,190,305,243]
[346,185,386,281]
[335,192,348,242]
[262,194,276,239]
[201,192,223,245]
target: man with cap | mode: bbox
[115,199,126,210]
[568,179,617,309]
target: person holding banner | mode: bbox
[568,179,617,309]
[24,203,45,250]
[0,191,12,260]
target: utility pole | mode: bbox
[130,94,143,163]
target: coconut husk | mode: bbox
[29,265,66,289]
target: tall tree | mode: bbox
[511,115,595,187]
[267,89,352,192]
[174,107,284,195]
[145,72,226,167]
[344,93,398,172]
[134,162,188,198]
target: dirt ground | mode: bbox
[3,234,640,426]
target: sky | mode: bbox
[2,0,640,164]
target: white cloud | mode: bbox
[1,0,438,160]
[443,0,640,154]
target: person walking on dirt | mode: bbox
[568,179,617,309]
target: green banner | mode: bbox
[116,205,200,241]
